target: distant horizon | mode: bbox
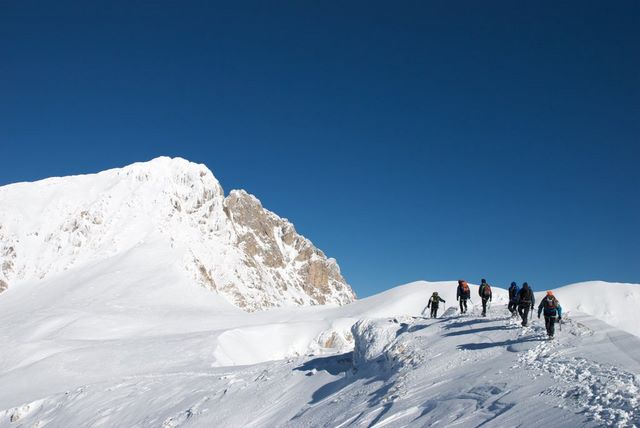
[1,154,636,296]
[2,1,638,297]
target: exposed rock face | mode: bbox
[0,157,355,310]
[224,190,352,306]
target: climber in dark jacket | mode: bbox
[427,291,446,318]
[508,282,519,316]
[516,282,535,327]
[456,280,471,314]
[478,279,492,317]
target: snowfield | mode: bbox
[0,267,639,427]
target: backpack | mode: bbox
[461,282,469,293]
[482,284,491,297]
[544,296,557,309]
[519,287,531,303]
[509,284,517,298]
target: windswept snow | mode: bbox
[1,274,639,427]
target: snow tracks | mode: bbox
[1,306,639,427]
[302,308,640,427]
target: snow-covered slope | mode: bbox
[0,157,354,311]
[0,276,638,427]
[1,157,638,426]
[541,281,640,337]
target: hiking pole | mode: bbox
[421,305,428,317]
[559,318,562,332]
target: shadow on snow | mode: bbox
[443,325,511,337]
[457,336,541,351]
[294,352,353,376]
[442,316,511,330]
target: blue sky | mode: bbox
[1,1,639,296]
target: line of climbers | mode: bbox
[427,279,563,338]
[453,278,492,317]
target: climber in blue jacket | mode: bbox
[538,290,563,339]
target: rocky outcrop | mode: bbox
[222,190,354,308]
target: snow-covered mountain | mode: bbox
[1,158,639,426]
[0,157,354,311]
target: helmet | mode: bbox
[458,280,463,285]
[433,291,438,295]
[523,282,529,288]
[546,290,554,296]
[481,278,487,284]
[510,281,516,287]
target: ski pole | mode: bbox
[559,318,562,332]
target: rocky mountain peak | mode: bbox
[0,157,355,311]
[223,188,353,307]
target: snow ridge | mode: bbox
[0,280,639,426]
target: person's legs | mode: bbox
[463,299,467,313]
[481,298,487,316]
[520,305,529,326]
[459,299,464,313]
[544,316,551,335]
[548,316,556,337]
[431,306,437,318]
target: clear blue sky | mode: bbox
[1,1,639,296]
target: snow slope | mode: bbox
[1,271,639,427]
[1,157,638,427]
[540,281,640,337]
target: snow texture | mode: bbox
[1,277,639,427]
